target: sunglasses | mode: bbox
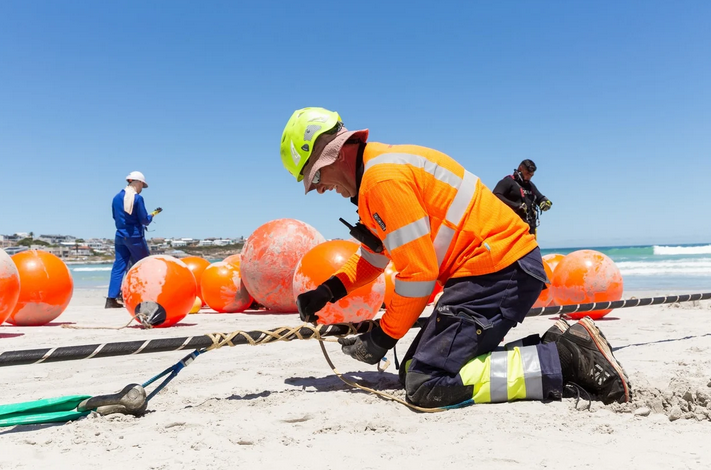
[312,169,321,185]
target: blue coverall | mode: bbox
[107,190,153,299]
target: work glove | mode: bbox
[539,200,552,212]
[338,331,389,365]
[296,284,333,323]
[296,276,348,323]
[150,207,163,217]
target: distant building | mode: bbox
[37,234,77,245]
[3,246,28,255]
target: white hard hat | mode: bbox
[126,171,148,188]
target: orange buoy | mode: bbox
[542,253,565,273]
[189,296,202,314]
[8,250,73,326]
[383,261,397,307]
[532,258,555,308]
[550,250,624,320]
[122,255,196,328]
[293,240,385,324]
[383,261,442,306]
[223,254,241,268]
[200,261,253,313]
[0,249,21,324]
[181,256,210,304]
[241,218,325,312]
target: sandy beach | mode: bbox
[1,288,710,470]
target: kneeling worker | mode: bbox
[280,107,630,408]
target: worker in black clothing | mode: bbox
[493,159,552,235]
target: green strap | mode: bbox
[0,395,92,427]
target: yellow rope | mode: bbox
[63,317,445,413]
[62,316,144,330]
[202,322,364,350]
[316,339,446,413]
[201,321,444,413]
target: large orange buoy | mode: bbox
[241,218,325,312]
[0,249,21,324]
[532,258,555,308]
[200,261,253,313]
[181,256,210,304]
[122,255,196,328]
[293,240,385,324]
[550,250,624,320]
[8,250,73,326]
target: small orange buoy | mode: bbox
[383,261,397,307]
[201,261,253,313]
[241,218,325,312]
[189,296,202,314]
[223,254,241,268]
[532,258,555,308]
[542,253,565,273]
[181,256,210,304]
[8,250,73,326]
[293,240,385,324]
[428,282,443,305]
[0,249,21,324]
[122,255,196,328]
[550,250,623,320]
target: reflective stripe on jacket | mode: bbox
[334,142,538,339]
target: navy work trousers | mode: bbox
[107,236,150,299]
[399,247,563,407]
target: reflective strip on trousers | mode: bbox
[458,345,544,403]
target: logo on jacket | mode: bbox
[373,213,386,231]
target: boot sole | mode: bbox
[578,317,630,402]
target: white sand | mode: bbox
[1,288,710,470]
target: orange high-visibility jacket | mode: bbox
[333,142,538,340]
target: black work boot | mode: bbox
[541,318,570,344]
[105,298,124,309]
[555,317,630,404]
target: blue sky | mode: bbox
[1,1,709,249]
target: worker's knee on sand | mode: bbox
[404,370,473,408]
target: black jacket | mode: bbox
[493,175,548,233]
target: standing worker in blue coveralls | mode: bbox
[105,171,162,309]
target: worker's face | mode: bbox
[129,180,144,194]
[313,145,357,198]
[518,166,534,182]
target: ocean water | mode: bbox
[68,244,711,295]
[540,244,711,294]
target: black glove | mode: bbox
[150,207,163,216]
[296,284,332,323]
[338,328,397,365]
[296,276,348,323]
